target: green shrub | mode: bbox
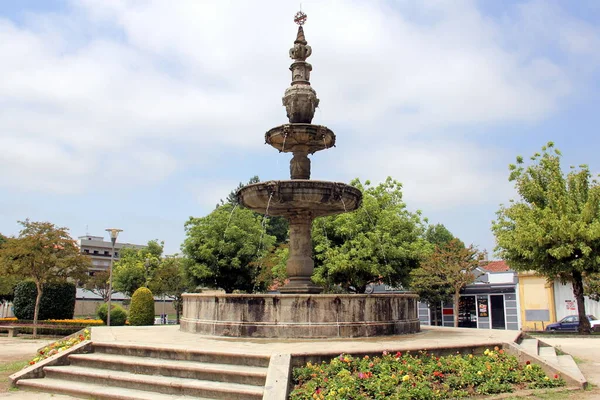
[13,281,76,320]
[128,287,155,326]
[97,303,128,326]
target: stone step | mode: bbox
[92,342,270,368]
[538,346,558,363]
[520,338,539,355]
[557,354,587,384]
[43,365,263,400]
[69,352,267,386]
[18,377,211,400]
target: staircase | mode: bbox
[519,338,586,385]
[16,342,270,400]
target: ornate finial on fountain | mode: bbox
[283,10,319,124]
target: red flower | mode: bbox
[526,360,531,365]
[554,375,559,379]
[396,351,402,357]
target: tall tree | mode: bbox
[223,176,289,244]
[182,204,276,293]
[148,256,196,324]
[410,239,483,327]
[424,224,457,247]
[492,142,600,334]
[112,240,163,297]
[0,220,91,336]
[312,177,430,293]
[83,270,111,302]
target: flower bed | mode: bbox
[290,348,565,399]
[27,329,91,366]
[0,318,102,336]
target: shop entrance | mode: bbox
[458,296,477,328]
[490,295,506,329]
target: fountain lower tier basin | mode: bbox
[236,180,362,217]
[180,293,420,338]
[265,123,335,153]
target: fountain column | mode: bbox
[280,213,321,293]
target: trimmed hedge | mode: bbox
[129,287,155,326]
[97,303,128,326]
[13,281,76,321]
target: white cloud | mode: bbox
[0,0,598,206]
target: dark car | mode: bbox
[545,315,600,331]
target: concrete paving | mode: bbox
[89,324,520,357]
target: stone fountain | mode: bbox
[180,12,419,338]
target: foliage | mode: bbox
[424,224,457,247]
[113,240,163,297]
[252,244,289,292]
[83,270,111,302]
[492,142,600,334]
[290,348,564,399]
[182,204,276,293]
[223,176,289,244]
[312,178,430,293]
[128,287,155,326]
[96,303,128,326]
[585,272,600,302]
[410,239,483,327]
[148,256,195,324]
[13,281,76,321]
[27,329,91,366]
[0,275,19,303]
[0,220,91,337]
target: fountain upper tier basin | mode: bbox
[265,123,335,153]
[237,180,362,218]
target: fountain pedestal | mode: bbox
[280,214,321,294]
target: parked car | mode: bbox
[545,315,600,332]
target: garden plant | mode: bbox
[128,287,155,326]
[290,348,565,399]
[96,303,128,326]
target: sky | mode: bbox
[1,0,599,257]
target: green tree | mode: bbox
[148,256,196,323]
[410,239,483,327]
[424,224,457,247]
[492,142,600,334]
[0,233,18,302]
[585,272,600,302]
[223,176,289,244]
[312,177,430,293]
[84,270,111,302]
[182,204,276,293]
[252,244,289,292]
[113,240,163,297]
[0,220,91,336]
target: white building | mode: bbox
[77,235,145,275]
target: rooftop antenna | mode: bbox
[85,224,89,236]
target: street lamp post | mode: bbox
[105,228,123,327]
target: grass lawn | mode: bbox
[0,359,28,392]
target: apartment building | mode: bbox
[77,235,145,275]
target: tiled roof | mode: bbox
[480,260,511,272]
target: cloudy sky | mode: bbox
[1,0,599,257]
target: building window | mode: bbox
[114,252,119,257]
[84,249,89,253]
[93,250,98,255]
[104,251,109,255]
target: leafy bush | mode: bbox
[128,287,155,326]
[97,303,128,326]
[13,281,76,320]
[290,348,565,399]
